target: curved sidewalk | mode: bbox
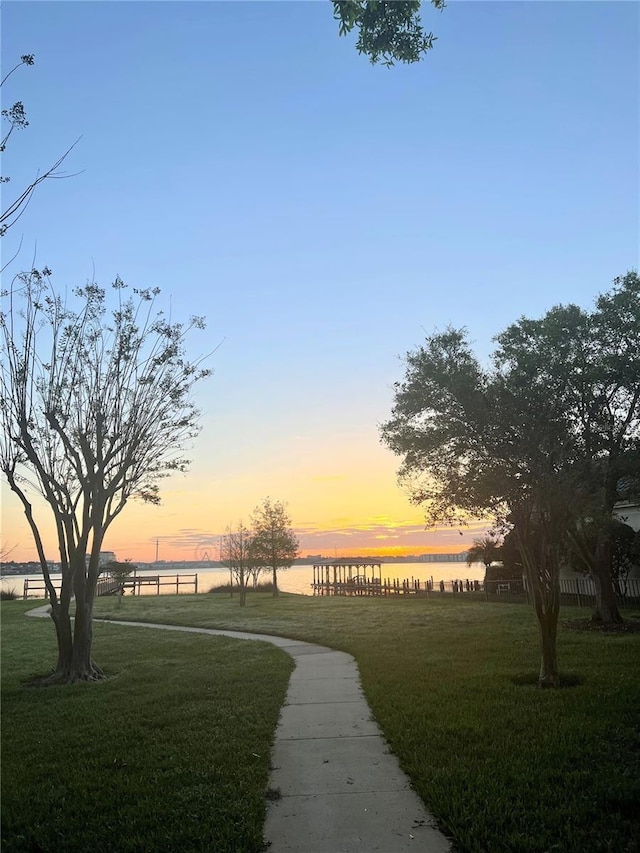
[27,608,450,853]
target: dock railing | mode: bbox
[310,575,640,609]
[22,572,198,600]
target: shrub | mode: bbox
[0,587,19,600]
[208,581,276,594]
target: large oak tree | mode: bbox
[381,272,640,684]
[495,272,640,624]
[381,327,575,686]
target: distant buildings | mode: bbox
[301,553,468,564]
[0,560,55,576]
[85,551,117,568]
[2,551,118,577]
[415,553,468,563]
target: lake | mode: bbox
[2,561,485,599]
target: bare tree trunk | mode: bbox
[536,609,560,688]
[272,566,279,597]
[71,596,95,676]
[50,601,73,674]
[42,565,105,684]
[591,564,623,624]
[45,600,102,683]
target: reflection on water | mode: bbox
[4,562,486,599]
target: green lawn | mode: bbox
[1,600,294,853]
[91,591,640,853]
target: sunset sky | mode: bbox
[1,1,638,563]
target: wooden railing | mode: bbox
[123,574,198,596]
[22,573,198,599]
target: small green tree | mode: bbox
[250,499,299,597]
[466,536,501,570]
[103,559,136,605]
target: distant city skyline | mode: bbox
[1,550,473,574]
[1,2,637,564]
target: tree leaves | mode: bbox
[332,0,445,66]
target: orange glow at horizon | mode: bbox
[305,544,469,559]
[1,428,491,564]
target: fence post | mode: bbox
[575,577,582,608]
[195,573,198,595]
[23,578,28,600]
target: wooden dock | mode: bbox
[311,576,435,597]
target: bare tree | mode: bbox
[0,269,211,683]
[0,542,17,560]
[220,522,255,606]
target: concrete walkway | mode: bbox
[27,608,450,852]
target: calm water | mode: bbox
[2,561,485,599]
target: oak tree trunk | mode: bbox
[590,564,623,624]
[590,537,623,625]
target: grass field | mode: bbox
[3,593,640,852]
[1,600,293,853]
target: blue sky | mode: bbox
[2,1,639,562]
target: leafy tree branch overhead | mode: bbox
[3,4,443,242]
[333,0,446,66]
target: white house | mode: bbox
[613,501,640,533]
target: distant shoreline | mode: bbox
[1,553,470,577]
